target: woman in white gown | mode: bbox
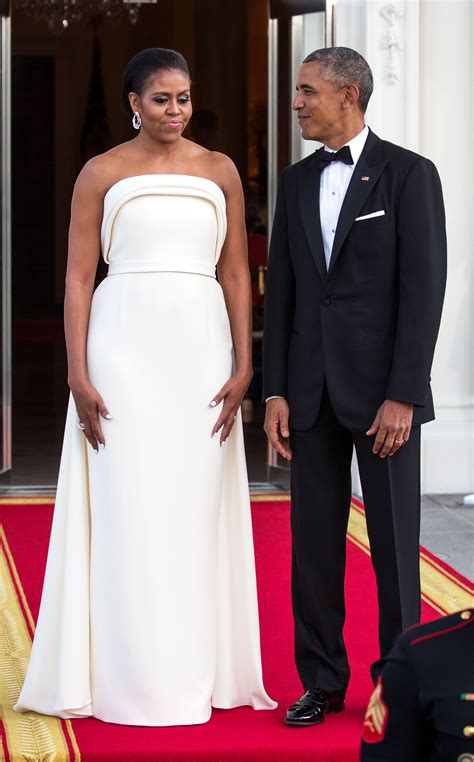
[14,47,276,726]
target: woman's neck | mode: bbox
[135,131,185,161]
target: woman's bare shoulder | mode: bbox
[75,142,136,199]
[204,152,242,196]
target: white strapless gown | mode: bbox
[14,175,276,726]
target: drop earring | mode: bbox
[132,112,141,130]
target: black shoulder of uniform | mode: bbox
[401,609,473,649]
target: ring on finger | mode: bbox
[77,422,86,431]
[395,439,404,445]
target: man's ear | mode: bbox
[343,83,360,109]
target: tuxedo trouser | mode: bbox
[290,387,421,695]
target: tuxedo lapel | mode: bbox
[328,132,387,276]
[298,157,327,283]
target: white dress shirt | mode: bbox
[319,124,369,269]
[265,125,369,403]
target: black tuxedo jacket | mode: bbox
[263,129,447,431]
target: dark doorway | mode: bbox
[8,1,273,489]
[11,53,68,486]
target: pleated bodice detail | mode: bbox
[101,174,227,278]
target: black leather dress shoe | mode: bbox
[285,688,345,727]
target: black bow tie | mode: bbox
[315,145,354,170]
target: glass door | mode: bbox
[0,0,12,480]
[266,0,330,474]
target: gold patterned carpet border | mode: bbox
[347,499,473,615]
[0,526,80,762]
[0,498,56,505]
[252,494,473,615]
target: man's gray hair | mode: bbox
[303,47,373,113]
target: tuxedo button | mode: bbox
[321,297,331,306]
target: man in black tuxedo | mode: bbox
[263,47,447,727]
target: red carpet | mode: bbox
[1,498,470,761]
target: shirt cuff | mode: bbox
[265,396,285,403]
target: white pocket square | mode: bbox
[355,210,386,221]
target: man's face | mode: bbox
[292,62,347,144]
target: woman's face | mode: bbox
[129,68,192,142]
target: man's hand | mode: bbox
[264,398,293,461]
[366,400,413,458]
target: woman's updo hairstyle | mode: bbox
[121,48,190,117]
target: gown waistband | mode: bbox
[107,260,217,277]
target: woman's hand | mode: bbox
[70,379,112,452]
[210,372,252,446]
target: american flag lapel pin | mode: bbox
[361,176,370,181]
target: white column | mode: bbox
[334,0,474,493]
[418,0,473,493]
